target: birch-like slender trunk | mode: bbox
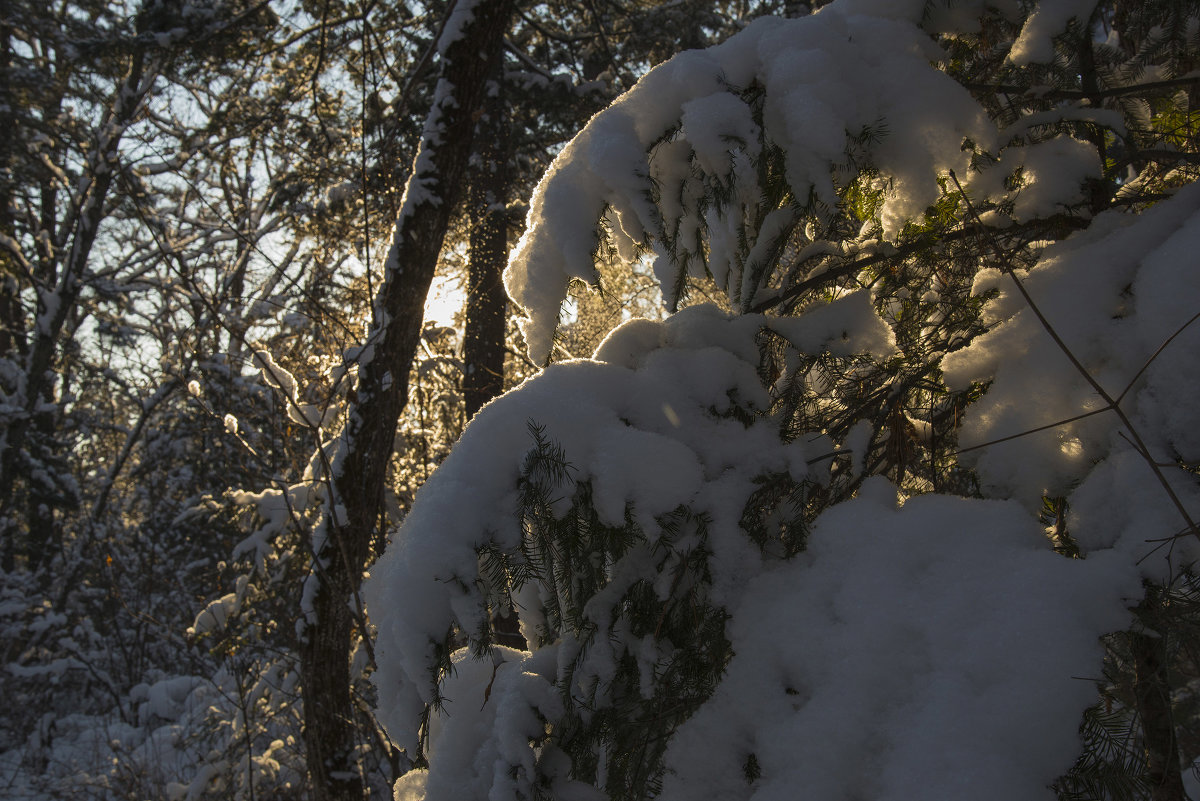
[298,3,517,799]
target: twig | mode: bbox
[1116,307,1200,404]
[954,406,1111,455]
[948,169,1200,544]
[749,215,1088,314]
[963,75,1200,102]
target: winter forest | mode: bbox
[6,0,1200,798]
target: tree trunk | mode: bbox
[0,19,20,573]
[463,47,525,649]
[463,45,510,422]
[298,2,516,799]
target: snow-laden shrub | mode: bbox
[367,1,1200,799]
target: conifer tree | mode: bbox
[367,2,1200,799]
